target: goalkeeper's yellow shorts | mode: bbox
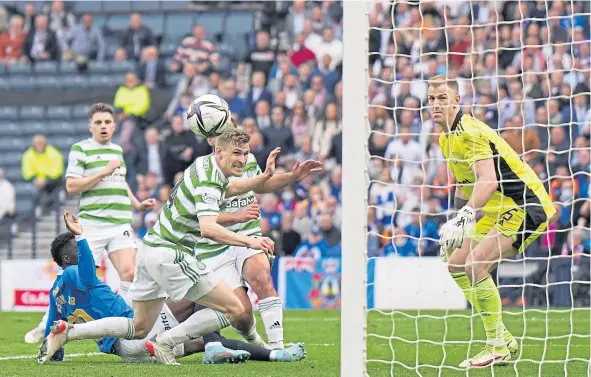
[469,205,552,255]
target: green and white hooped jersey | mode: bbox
[66,139,132,226]
[194,153,263,261]
[143,154,229,255]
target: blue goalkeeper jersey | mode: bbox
[44,235,134,354]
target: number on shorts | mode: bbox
[67,309,94,324]
[498,208,519,226]
[167,177,184,208]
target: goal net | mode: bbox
[341,1,591,376]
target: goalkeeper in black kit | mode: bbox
[427,75,555,368]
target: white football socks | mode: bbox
[118,281,133,307]
[156,308,229,348]
[38,309,50,330]
[258,297,284,349]
[68,317,135,340]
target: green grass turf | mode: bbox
[0,309,588,377]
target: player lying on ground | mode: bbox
[26,103,156,344]
[195,120,322,350]
[40,128,281,365]
[428,75,556,368]
[38,211,305,364]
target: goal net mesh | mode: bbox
[365,0,591,375]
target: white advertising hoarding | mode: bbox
[372,257,467,310]
[1,258,120,312]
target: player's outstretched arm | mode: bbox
[199,215,275,254]
[226,148,281,197]
[126,183,156,211]
[63,210,99,289]
[254,159,324,194]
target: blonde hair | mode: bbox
[427,74,459,93]
[216,127,250,148]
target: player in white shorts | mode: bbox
[25,103,155,343]
[40,128,280,365]
[193,125,323,350]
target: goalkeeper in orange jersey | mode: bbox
[427,75,556,368]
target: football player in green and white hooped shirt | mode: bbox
[42,128,281,365]
[187,121,323,352]
[25,103,156,344]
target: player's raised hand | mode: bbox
[263,148,281,178]
[237,204,260,222]
[291,159,324,181]
[139,198,157,211]
[63,210,83,235]
[103,159,121,176]
[250,236,275,254]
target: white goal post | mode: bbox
[341,1,369,377]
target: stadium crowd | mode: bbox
[1,0,589,305]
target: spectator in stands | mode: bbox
[0,15,26,63]
[278,212,301,256]
[246,30,276,78]
[171,25,216,73]
[0,169,16,221]
[248,128,269,168]
[166,63,198,119]
[318,212,341,246]
[162,115,208,188]
[314,27,343,71]
[287,0,308,40]
[292,200,314,236]
[121,13,155,61]
[246,71,273,117]
[21,134,63,207]
[263,106,295,153]
[502,114,541,163]
[137,127,164,183]
[113,72,151,119]
[254,100,272,130]
[21,2,36,33]
[289,100,312,146]
[260,193,282,230]
[114,47,128,62]
[313,103,342,161]
[381,228,418,257]
[67,13,105,62]
[23,14,59,62]
[220,78,247,122]
[291,33,316,68]
[136,46,166,89]
[47,0,74,52]
[294,225,329,260]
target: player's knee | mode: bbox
[223,299,245,322]
[247,270,275,298]
[118,265,135,282]
[464,256,482,282]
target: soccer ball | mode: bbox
[186,94,231,138]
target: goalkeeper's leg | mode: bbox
[461,229,521,368]
[447,237,517,367]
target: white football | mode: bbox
[186,94,232,138]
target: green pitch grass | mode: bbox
[0,309,588,377]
